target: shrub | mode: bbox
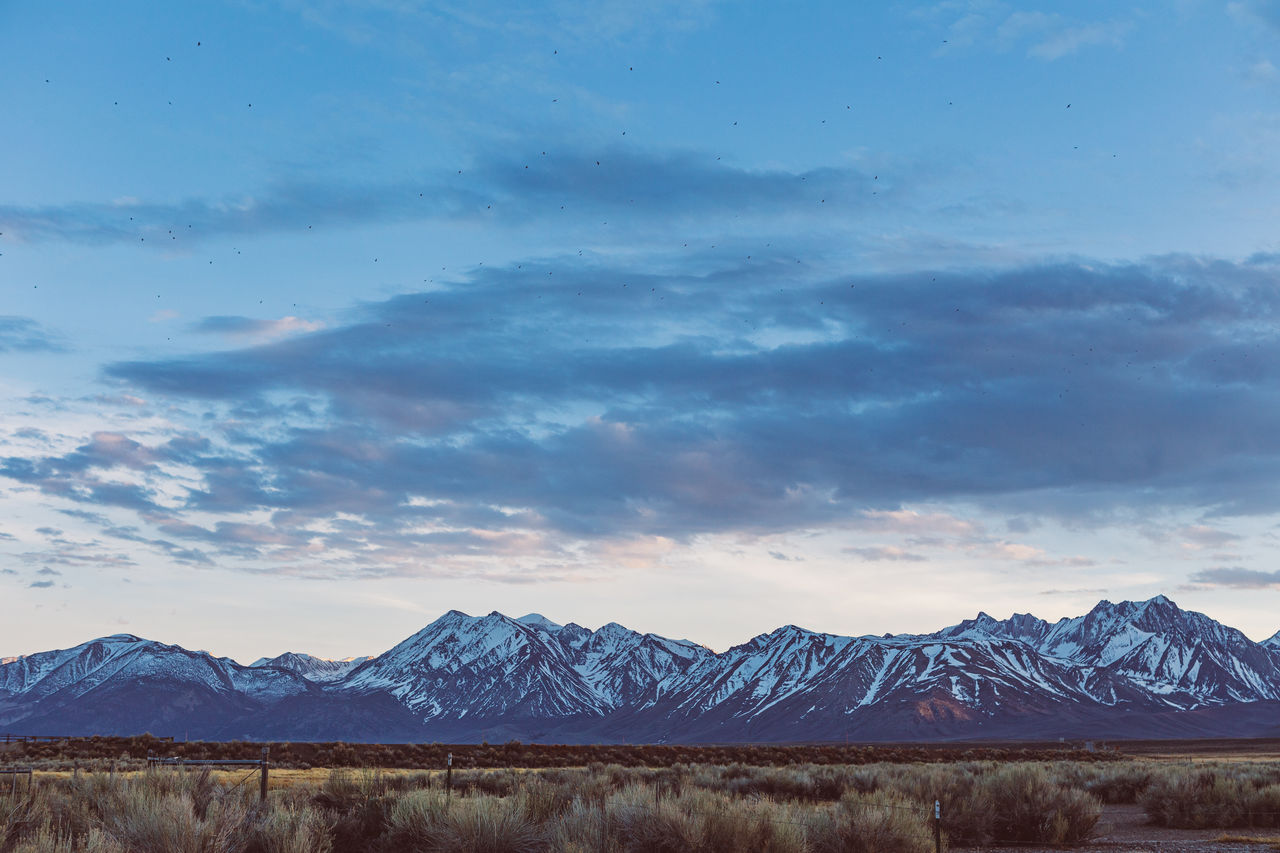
[610,787,699,853]
[105,793,253,853]
[250,805,332,853]
[1082,765,1153,804]
[1140,769,1280,829]
[420,796,546,853]
[386,789,450,848]
[981,765,1100,845]
[806,792,933,853]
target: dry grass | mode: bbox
[1216,835,1280,850]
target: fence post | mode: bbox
[446,752,452,802]
[934,799,942,853]
[260,747,270,802]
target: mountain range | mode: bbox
[4,595,1280,743]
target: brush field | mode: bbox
[5,738,1280,851]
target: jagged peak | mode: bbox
[934,609,1049,643]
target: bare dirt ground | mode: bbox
[955,804,1280,852]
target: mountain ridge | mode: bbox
[4,596,1280,743]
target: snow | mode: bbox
[517,613,563,632]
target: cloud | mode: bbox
[3,252,1280,578]
[1246,59,1279,84]
[277,0,722,46]
[1229,0,1280,30]
[843,545,927,562]
[0,317,62,353]
[851,510,983,539]
[0,150,876,247]
[27,580,54,589]
[1178,524,1242,550]
[1188,566,1280,589]
[36,568,61,576]
[192,315,326,341]
[923,5,1132,60]
[1026,19,1132,60]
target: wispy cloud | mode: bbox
[844,545,927,562]
[1026,19,1132,61]
[275,0,723,46]
[0,317,62,353]
[191,315,326,341]
[921,4,1133,60]
[1229,0,1280,31]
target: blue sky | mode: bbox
[4,0,1280,661]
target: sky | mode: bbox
[4,1,1280,662]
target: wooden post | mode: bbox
[934,799,942,853]
[445,752,452,801]
[260,747,270,802]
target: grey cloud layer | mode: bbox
[0,150,870,247]
[1189,567,1280,589]
[7,252,1280,573]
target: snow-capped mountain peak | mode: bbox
[516,613,563,632]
